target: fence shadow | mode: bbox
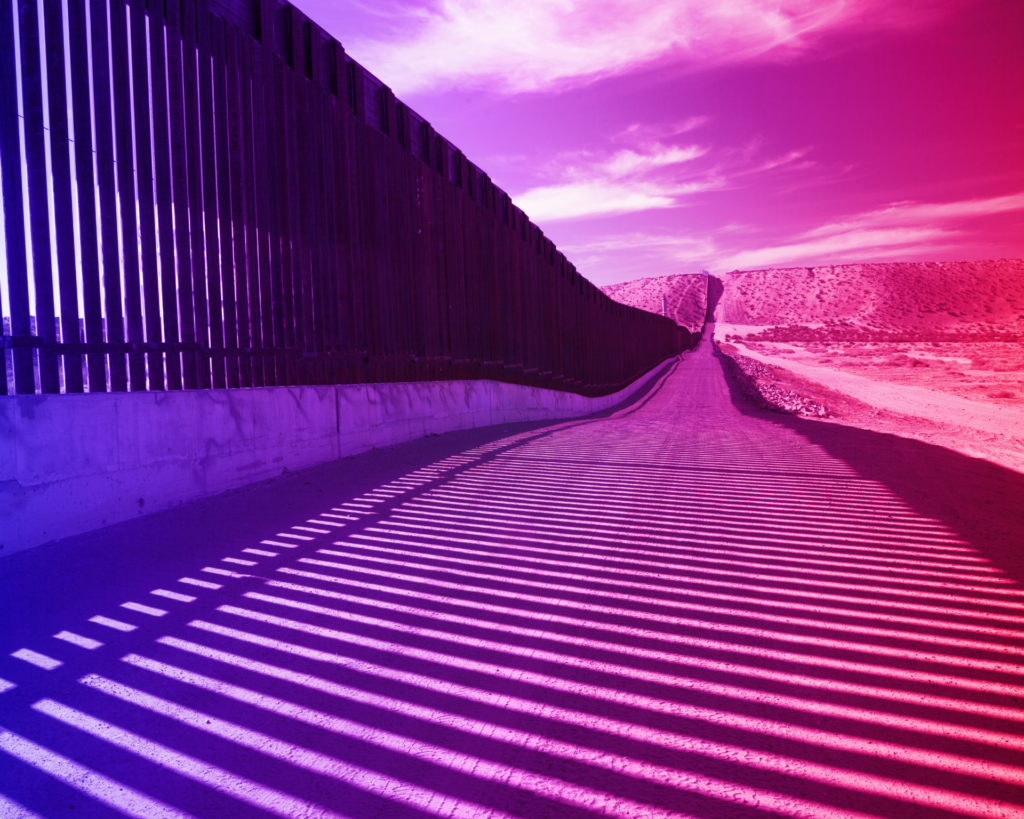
[1,352,1023,818]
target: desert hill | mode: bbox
[603,259,1024,339]
[718,259,1024,334]
[601,274,708,333]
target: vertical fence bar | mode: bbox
[253,32,279,386]
[212,15,238,387]
[66,0,105,391]
[149,0,182,389]
[130,0,163,389]
[194,0,222,388]
[166,0,197,388]
[90,0,128,391]
[311,86,336,379]
[263,47,286,385]
[318,88,341,380]
[225,23,250,387]
[331,54,359,368]
[19,0,60,392]
[109,0,146,389]
[292,74,314,376]
[43,0,83,392]
[273,54,296,384]
[0,0,32,392]
[242,33,266,386]
[181,0,210,388]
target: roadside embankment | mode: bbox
[715,334,1024,474]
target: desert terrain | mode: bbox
[602,273,708,332]
[608,260,1024,472]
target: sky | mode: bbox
[296,0,1024,286]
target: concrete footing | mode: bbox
[0,361,674,556]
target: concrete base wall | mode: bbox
[0,360,674,556]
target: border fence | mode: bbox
[0,0,691,399]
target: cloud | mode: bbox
[561,192,1024,278]
[563,233,717,256]
[347,0,926,95]
[516,181,678,221]
[803,193,1024,237]
[601,145,707,176]
[514,138,712,220]
[615,118,711,141]
[719,226,955,271]
[560,232,719,283]
[716,193,1024,270]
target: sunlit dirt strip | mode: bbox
[266,572,1024,725]
[234,589,1024,780]
[73,674,534,819]
[198,609,1024,819]
[445,471,929,528]
[0,792,43,819]
[317,545,1024,675]
[469,462,927,504]
[374,516,1006,588]
[387,515,971,577]
[130,640,903,819]
[504,453,864,478]
[406,489,972,551]
[28,699,351,819]
[262,576,1024,749]
[328,532,1024,640]
[387,507,987,572]
[354,531,1024,639]
[0,729,194,819]
[275,561,1024,700]
[282,545,1024,660]
[400,491,967,557]
[346,529,1024,613]
[90,659,720,819]
[467,459,906,507]
[404,492,971,556]
[450,466,940,528]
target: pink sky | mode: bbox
[296,0,1024,286]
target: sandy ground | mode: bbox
[715,323,1024,473]
[717,323,1024,432]
[3,338,1024,818]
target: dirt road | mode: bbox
[2,337,1023,818]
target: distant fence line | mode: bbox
[0,0,690,398]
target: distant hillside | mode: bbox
[602,274,707,332]
[602,260,1024,340]
[719,259,1024,332]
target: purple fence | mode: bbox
[0,0,690,399]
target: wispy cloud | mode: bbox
[560,231,719,283]
[802,193,1024,237]
[512,127,824,221]
[563,233,717,256]
[716,193,1024,270]
[560,192,1024,283]
[602,145,707,176]
[514,136,713,220]
[349,0,932,95]
[516,181,679,221]
[719,226,954,271]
